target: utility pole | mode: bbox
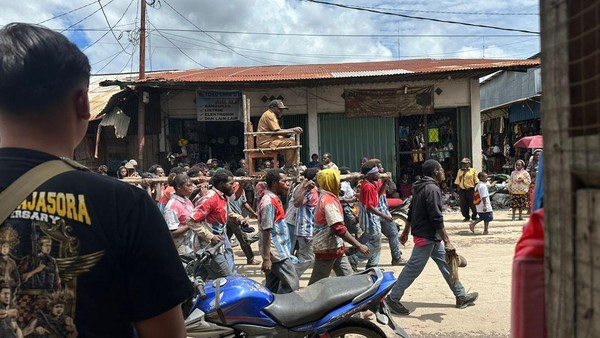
[137,0,146,169]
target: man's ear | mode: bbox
[75,89,90,120]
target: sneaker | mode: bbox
[391,258,408,266]
[230,237,240,247]
[463,218,470,222]
[456,292,479,309]
[471,215,479,221]
[385,298,410,315]
[247,258,261,265]
[240,224,255,233]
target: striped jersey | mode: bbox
[258,190,291,262]
[359,180,382,235]
[294,186,318,237]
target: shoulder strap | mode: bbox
[0,159,84,224]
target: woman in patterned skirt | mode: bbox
[507,160,531,221]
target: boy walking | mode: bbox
[470,172,493,235]
[258,169,299,294]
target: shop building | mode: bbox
[480,61,542,173]
[93,58,539,181]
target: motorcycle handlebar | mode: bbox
[196,241,225,265]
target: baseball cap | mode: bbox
[128,159,138,166]
[269,99,288,109]
[124,162,134,169]
[460,158,471,163]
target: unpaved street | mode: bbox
[234,211,526,337]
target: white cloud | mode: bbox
[0,0,540,73]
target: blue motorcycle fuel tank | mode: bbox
[196,276,278,327]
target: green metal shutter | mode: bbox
[318,113,396,174]
[281,114,309,165]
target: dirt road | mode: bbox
[234,211,526,337]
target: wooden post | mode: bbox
[136,0,146,169]
[243,95,249,168]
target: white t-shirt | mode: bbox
[475,182,493,213]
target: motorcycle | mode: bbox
[387,196,411,232]
[181,243,410,338]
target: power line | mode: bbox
[37,1,98,25]
[160,0,269,65]
[325,3,539,16]
[146,19,208,68]
[300,0,540,35]
[61,0,116,33]
[94,41,132,74]
[97,0,134,55]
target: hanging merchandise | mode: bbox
[428,128,440,143]
[399,126,410,141]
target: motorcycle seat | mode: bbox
[263,273,373,327]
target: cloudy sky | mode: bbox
[0,0,540,74]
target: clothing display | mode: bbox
[397,111,458,182]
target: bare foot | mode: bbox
[469,222,475,234]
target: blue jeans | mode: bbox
[367,218,402,266]
[347,233,381,268]
[294,236,314,278]
[388,240,466,302]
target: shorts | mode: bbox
[477,212,493,222]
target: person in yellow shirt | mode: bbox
[256,100,303,172]
[454,158,479,222]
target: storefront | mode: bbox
[480,98,541,174]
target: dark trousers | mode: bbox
[226,217,255,261]
[459,188,477,219]
[265,258,299,294]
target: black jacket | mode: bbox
[407,176,444,241]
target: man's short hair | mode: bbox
[339,166,351,175]
[478,172,487,180]
[360,161,378,175]
[235,168,248,177]
[169,166,185,175]
[187,166,202,178]
[147,164,162,175]
[171,174,190,188]
[422,159,442,177]
[266,168,285,188]
[211,170,233,187]
[0,23,90,116]
[323,153,332,159]
[303,168,319,181]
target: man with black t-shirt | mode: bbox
[0,23,192,337]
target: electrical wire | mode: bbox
[60,0,116,33]
[37,1,98,25]
[98,0,134,55]
[160,0,269,65]
[147,19,208,68]
[60,26,537,38]
[94,42,132,74]
[325,3,539,16]
[155,30,538,60]
[300,0,540,35]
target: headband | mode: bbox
[366,166,379,175]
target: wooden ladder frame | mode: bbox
[242,96,302,176]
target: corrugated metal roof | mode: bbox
[139,58,540,84]
[88,73,139,120]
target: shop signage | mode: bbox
[344,86,434,117]
[196,89,242,121]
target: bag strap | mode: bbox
[0,159,85,224]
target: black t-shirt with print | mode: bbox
[0,148,193,337]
